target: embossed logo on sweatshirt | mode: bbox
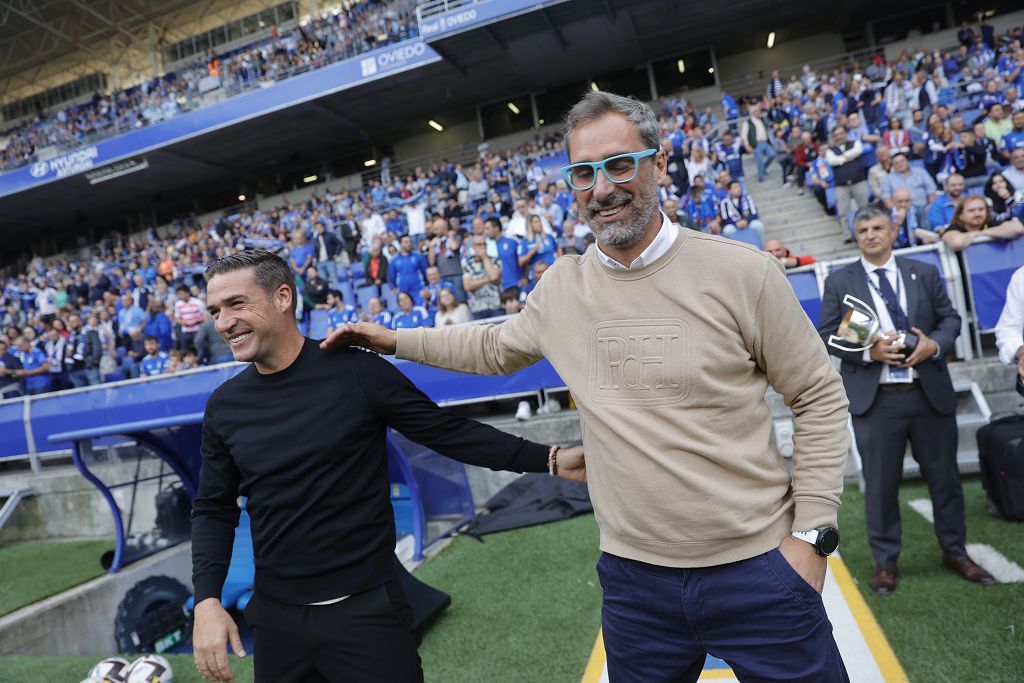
[590,319,689,404]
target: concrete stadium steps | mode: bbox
[738,156,859,261]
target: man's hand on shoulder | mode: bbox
[193,597,245,681]
[320,322,397,355]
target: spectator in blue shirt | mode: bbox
[325,291,360,334]
[364,296,393,328]
[679,176,721,233]
[487,218,523,291]
[288,231,315,277]
[926,173,965,231]
[391,291,430,330]
[116,293,146,343]
[713,131,745,185]
[387,235,429,299]
[139,336,170,376]
[143,300,173,351]
[419,266,445,312]
[721,92,739,131]
[0,339,23,398]
[719,180,765,243]
[516,215,557,281]
[882,153,938,211]
[1001,110,1024,161]
[12,335,50,395]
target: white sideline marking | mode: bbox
[907,498,1024,583]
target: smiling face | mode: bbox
[568,113,665,249]
[206,268,294,365]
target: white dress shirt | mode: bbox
[859,255,917,383]
[596,212,678,271]
[995,265,1024,366]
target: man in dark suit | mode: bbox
[817,203,995,594]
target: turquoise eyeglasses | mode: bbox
[560,148,657,191]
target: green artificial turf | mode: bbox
[415,514,603,682]
[1,481,1019,683]
[0,539,113,617]
[836,476,1024,683]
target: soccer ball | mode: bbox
[125,654,174,683]
[88,657,131,682]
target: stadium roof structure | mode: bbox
[0,0,938,257]
[0,0,285,104]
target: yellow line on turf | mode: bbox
[581,630,606,683]
[698,670,736,679]
[828,555,909,683]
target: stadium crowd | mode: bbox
[0,0,417,172]
[4,11,1024,398]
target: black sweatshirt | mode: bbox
[192,338,549,605]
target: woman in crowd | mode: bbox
[940,194,1024,252]
[986,172,1024,225]
[684,144,714,186]
[391,291,430,330]
[433,287,471,327]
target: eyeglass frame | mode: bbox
[560,148,658,191]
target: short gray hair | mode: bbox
[563,91,660,157]
[853,202,892,227]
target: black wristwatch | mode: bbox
[791,527,841,556]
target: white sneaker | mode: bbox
[515,400,532,421]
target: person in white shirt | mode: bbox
[995,265,1024,368]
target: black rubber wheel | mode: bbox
[114,575,192,654]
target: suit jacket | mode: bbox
[817,257,960,416]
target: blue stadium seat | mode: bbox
[338,281,355,306]
[308,309,329,340]
[787,268,821,323]
[356,285,379,309]
[297,321,309,337]
[349,263,366,281]
[103,372,126,383]
[726,230,764,250]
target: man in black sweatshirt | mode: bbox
[192,249,584,683]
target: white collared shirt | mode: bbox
[859,255,917,383]
[596,212,678,271]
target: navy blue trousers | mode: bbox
[598,550,849,682]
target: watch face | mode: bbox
[819,527,841,555]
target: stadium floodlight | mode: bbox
[677,59,685,74]
[538,118,545,125]
[364,159,377,167]
[428,120,444,132]
[708,67,715,74]
[303,174,318,183]
[767,32,776,48]
[507,102,520,115]
[238,194,246,201]
[590,81,599,92]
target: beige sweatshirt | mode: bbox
[397,230,850,567]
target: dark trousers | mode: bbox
[598,551,848,682]
[246,580,423,683]
[852,385,965,566]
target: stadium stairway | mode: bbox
[744,155,859,262]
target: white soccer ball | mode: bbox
[88,657,131,683]
[125,654,174,683]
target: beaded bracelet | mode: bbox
[547,445,560,477]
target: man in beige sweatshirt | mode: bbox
[324,92,851,681]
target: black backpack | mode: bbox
[976,415,1024,521]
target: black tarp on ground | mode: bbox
[462,473,592,537]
